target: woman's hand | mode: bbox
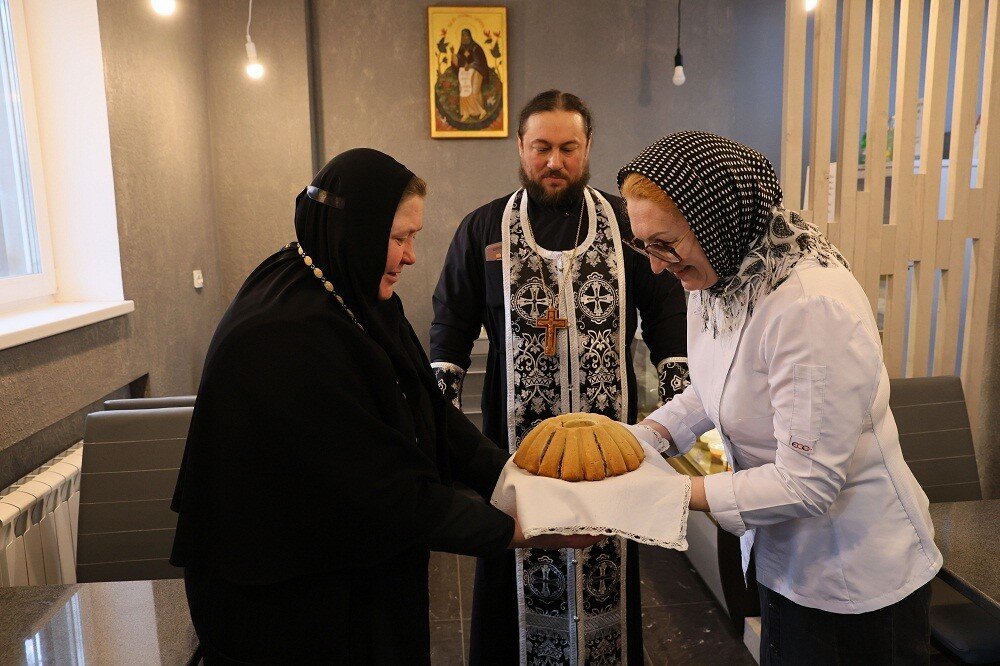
[623,422,710,512]
[509,520,605,550]
[622,420,673,453]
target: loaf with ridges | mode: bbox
[512,413,645,481]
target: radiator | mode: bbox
[0,443,82,587]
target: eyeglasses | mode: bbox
[623,228,692,264]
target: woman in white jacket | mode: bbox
[618,132,941,664]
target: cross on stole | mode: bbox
[535,306,568,357]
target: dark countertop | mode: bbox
[0,578,197,665]
[930,499,1000,621]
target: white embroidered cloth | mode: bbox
[490,442,691,550]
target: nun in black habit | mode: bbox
[171,149,599,663]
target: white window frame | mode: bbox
[0,0,133,351]
[0,0,55,307]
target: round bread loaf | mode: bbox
[512,413,645,481]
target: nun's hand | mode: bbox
[509,520,605,550]
[526,533,607,550]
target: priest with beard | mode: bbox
[430,90,689,665]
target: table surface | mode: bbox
[0,578,197,665]
[929,499,1000,621]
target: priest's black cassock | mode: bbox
[431,186,688,665]
[171,149,514,664]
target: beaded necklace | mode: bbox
[285,242,366,332]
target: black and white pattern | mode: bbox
[657,357,690,405]
[501,187,630,665]
[705,207,849,333]
[618,132,848,335]
[431,361,465,409]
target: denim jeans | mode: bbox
[758,580,932,665]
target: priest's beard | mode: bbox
[519,163,591,207]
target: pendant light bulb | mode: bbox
[245,39,264,79]
[672,49,686,86]
[672,0,686,86]
[151,0,176,16]
[805,0,819,10]
[243,1,263,80]
[246,61,264,79]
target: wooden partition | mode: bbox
[781,0,999,478]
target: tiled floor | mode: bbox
[428,545,756,665]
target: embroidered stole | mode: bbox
[501,188,630,665]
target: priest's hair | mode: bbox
[517,89,594,140]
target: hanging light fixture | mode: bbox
[245,0,264,80]
[151,0,176,16]
[672,0,686,86]
[805,0,819,10]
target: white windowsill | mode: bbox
[0,300,134,351]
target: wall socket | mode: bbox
[193,269,204,289]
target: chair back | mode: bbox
[103,396,196,410]
[77,407,192,582]
[888,376,982,502]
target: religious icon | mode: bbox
[427,6,508,138]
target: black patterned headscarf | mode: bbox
[618,131,848,334]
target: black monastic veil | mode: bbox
[171,148,514,663]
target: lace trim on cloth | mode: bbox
[656,357,690,406]
[431,361,466,410]
[521,476,691,550]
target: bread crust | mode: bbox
[582,432,607,481]
[513,427,549,474]
[537,431,567,478]
[560,430,585,481]
[596,431,628,476]
[512,413,645,481]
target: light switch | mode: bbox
[193,269,204,289]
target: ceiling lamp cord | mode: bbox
[245,0,264,79]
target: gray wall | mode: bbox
[734,0,786,170]
[165,0,785,343]
[201,0,314,298]
[312,0,745,345]
[0,0,226,453]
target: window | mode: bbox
[0,0,132,350]
[0,0,53,307]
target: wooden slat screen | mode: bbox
[781,0,1000,486]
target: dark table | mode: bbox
[929,499,1000,621]
[0,578,197,665]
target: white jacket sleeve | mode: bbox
[703,295,882,537]
[645,382,715,456]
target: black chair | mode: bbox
[890,376,981,502]
[104,396,197,410]
[889,376,1000,664]
[77,407,191,582]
